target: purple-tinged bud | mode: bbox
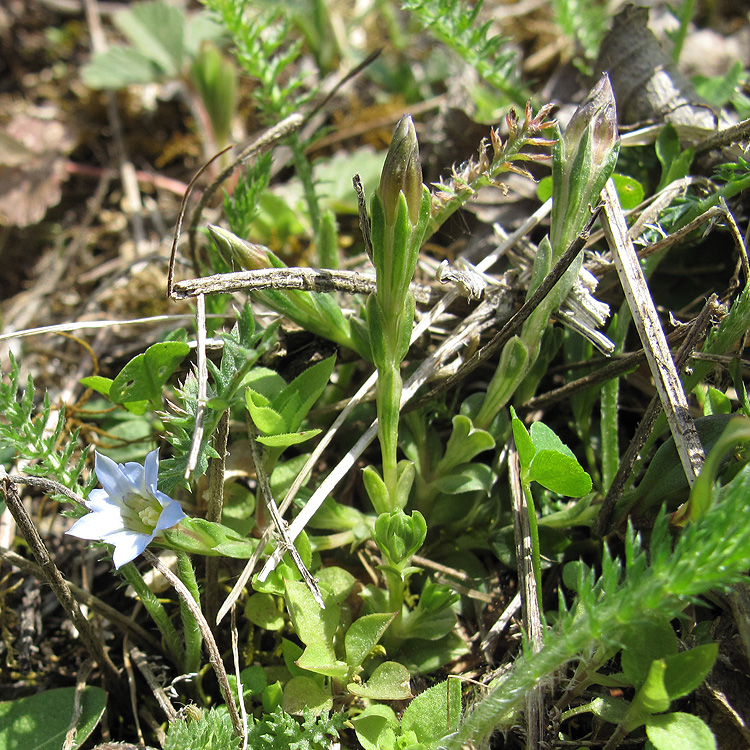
[563,73,618,166]
[378,115,423,226]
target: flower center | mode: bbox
[122,492,161,534]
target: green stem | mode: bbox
[289,133,322,246]
[377,364,403,507]
[119,562,184,668]
[176,551,204,675]
[522,482,544,615]
[670,0,696,63]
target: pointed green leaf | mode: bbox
[245,389,286,434]
[663,644,718,700]
[510,406,535,470]
[296,643,348,678]
[528,450,592,497]
[345,613,396,669]
[274,355,336,432]
[109,341,189,403]
[256,429,321,448]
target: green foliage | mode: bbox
[200,0,312,120]
[403,0,528,109]
[354,678,461,750]
[551,0,608,70]
[439,461,750,748]
[0,355,93,497]
[159,303,277,490]
[247,706,345,750]
[223,154,273,241]
[164,707,240,750]
[0,686,107,750]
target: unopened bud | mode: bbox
[378,115,423,226]
[208,224,272,271]
[373,509,427,565]
[552,73,620,253]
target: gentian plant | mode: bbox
[66,450,186,569]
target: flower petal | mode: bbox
[106,530,153,569]
[154,501,187,532]
[119,461,149,496]
[143,449,160,495]
[84,488,121,513]
[94,452,132,500]
[67,510,126,540]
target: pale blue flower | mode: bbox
[67,449,186,568]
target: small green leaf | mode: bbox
[274,355,336,432]
[245,389,287,434]
[621,618,678,688]
[352,704,399,750]
[629,659,671,724]
[109,341,189,403]
[401,677,462,743]
[244,592,284,630]
[586,696,630,724]
[363,465,390,515]
[528,421,574,457]
[0,686,107,750]
[296,643,348,678]
[510,406,535,469]
[646,712,717,750]
[284,578,339,650]
[528,450,592,497]
[347,661,412,700]
[705,386,732,415]
[316,567,356,603]
[82,46,163,88]
[256,429,322,448]
[79,375,112,396]
[114,0,186,76]
[432,463,493,494]
[282,676,332,716]
[611,173,645,210]
[345,613,396,669]
[662,643,718,700]
[435,414,495,473]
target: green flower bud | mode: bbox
[551,73,620,254]
[373,509,427,565]
[378,115,423,226]
[207,224,271,271]
[162,517,258,558]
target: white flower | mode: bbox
[67,449,186,569]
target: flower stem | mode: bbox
[119,562,185,669]
[176,550,204,676]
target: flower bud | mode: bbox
[552,73,620,254]
[373,509,427,565]
[377,115,423,226]
[208,224,271,271]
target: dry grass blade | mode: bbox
[601,178,705,490]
